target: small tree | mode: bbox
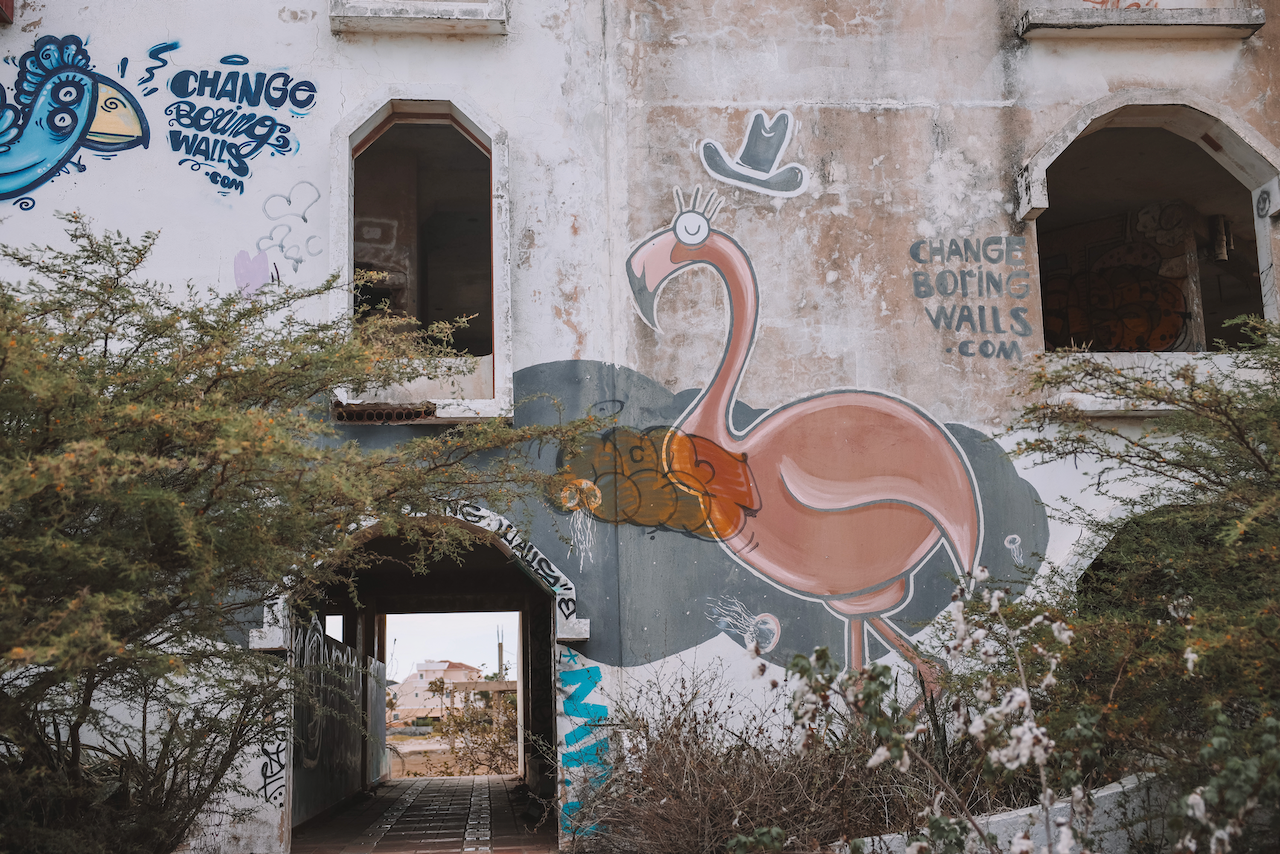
[1013,322,1280,850]
[436,689,518,775]
[0,216,589,853]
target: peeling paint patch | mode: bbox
[279,7,317,23]
[552,294,586,361]
[518,228,536,269]
[915,149,1005,238]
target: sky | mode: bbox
[355,612,521,685]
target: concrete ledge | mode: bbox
[1018,8,1265,40]
[557,618,590,643]
[454,680,517,692]
[330,0,508,35]
[860,775,1172,854]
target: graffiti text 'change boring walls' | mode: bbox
[165,65,315,192]
[909,236,1034,361]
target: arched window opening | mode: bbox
[353,122,494,360]
[1037,127,1265,352]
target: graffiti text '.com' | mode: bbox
[908,236,1034,361]
[165,62,315,196]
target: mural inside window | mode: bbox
[1037,128,1263,352]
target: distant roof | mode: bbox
[413,660,482,672]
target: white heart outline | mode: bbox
[256,224,291,253]
[262,180,321,223]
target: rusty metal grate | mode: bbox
[332,401,437,424]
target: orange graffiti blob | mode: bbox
[664,431,760,540]
[555,426,760,540]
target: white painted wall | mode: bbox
[0,0,612,374]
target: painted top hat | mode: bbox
[699,109,810,199]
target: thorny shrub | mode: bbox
[435,689,519,776]
[1009,320,1280,852]
[0,217,594,853]
[825,566,1082,854]
[559,660,1038,854]
[559,565,1088,854]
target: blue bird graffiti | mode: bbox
[0,35,149,201]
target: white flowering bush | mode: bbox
[787,565,1080,854]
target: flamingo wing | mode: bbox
[740,391,982,577]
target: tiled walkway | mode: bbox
[290,776,558,854]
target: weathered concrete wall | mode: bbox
[4,0,1279,849]
[292,620,365,828]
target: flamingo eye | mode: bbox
[674,211,711,246]
[48,108,78,135]
[53,81,85,106]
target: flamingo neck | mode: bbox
[673,232,758,447]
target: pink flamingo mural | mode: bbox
[623,189,983,676]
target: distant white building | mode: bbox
[387,660,482,726]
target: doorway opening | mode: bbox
[1036,126,1266,352]
[384,611,520,779]
[293,534,558,837]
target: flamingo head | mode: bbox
[626,188,724,331]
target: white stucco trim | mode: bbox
[329,0,509,35]
[328,88,514,419]
[1018,88,1280,222]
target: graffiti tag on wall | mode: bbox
[557,646,609,833]
[1083,0,1159,7]
[907,236,1035,360]
[446,502,581,627]
[0,35,149,205]
[258,722,289,805]
[293,616,363,774]
[164,54,315,196]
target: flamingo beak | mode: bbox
[82,77,150,152]
[625,229,684,331]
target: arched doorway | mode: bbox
[290,519,566,836]
[1020,90,1280,348]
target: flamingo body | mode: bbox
[628,203,982,658]
[712,392,978,601]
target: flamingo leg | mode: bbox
[868,617,942,704]
[848,617,865,672]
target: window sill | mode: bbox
[1017,7,1265,40]
[337,354,511,420]
[1046,351,1248,417]
[329,0,508,34]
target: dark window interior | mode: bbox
[353,123,494,358]
[1037,127,1263,352]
